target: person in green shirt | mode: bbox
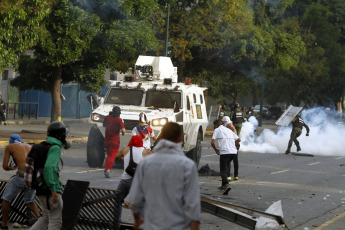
[30,121,70,230]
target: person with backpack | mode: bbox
[29,121,70,230]
[115,135,152,227]
[1,135,40,230]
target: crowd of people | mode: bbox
[1,103,314,230]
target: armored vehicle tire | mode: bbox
[186,131,202,167]
[87,126,105,168]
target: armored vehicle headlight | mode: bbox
[152,118,168,126]
[91,113,104,122]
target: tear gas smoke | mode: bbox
[239,107,345,156]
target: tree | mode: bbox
[0,0,52,71]
[11,0,159,121]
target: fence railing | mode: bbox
[4,102,38,120]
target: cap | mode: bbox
[9,134,23,144]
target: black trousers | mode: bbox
[220,154,237,186]
[0,110,6,123]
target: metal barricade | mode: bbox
[0,179,125,230]
[4,102,38,120]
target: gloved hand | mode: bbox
[236,143,240,150]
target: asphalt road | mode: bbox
[0,121,345,230]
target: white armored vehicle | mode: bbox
[87,56,208,167]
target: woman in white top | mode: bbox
[115,135,151,227]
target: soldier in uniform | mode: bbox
[230,103,246,134]
[285,114,310,154]
[228,103,246,181]
[247,106,259,120]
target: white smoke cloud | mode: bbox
[239,107,345,156]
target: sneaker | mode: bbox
[285,150,290,154]
[104,169,111,178]
[234,177,238,181]
[219,177,232,181]
[222,184,231,195]
[297,146,301,152]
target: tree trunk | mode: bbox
[50,67,62,122]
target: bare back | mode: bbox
[3,143,32,171]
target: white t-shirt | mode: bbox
[212,125,239,154]
[121,146,144,180]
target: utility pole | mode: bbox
[259,83,264,127]
[164,5,170,57]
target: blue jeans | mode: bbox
[117,178,133,227]
[2,176,36,204]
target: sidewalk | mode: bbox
[0,117,90,146]
[4,117,90,126]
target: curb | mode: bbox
[0,137,88,147]
[5,118,89,126]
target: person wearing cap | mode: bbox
[1,135,40,230]
[115,135,152,227]
[211,120,241,195]
[221,116,238,181]
[131,112,157,149]
[0,95,7,125]
[103,106,126,178]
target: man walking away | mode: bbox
[211,120,241,195]
[115,135,152,227]
[29,121,70,230]
[103,106,125,178]
[285,114,310,154]
[128,122,201,230]
[1,135,40,229]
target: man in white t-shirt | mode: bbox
[211,119,240,195]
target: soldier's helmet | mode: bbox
[234,103,240,109]
[47,121,69,139]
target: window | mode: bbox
[145,90,181,109]
[200,95,203,104]
[2,70,9,80]
[105,88,143,105]
[186,96,190,111]
[193,94,197,103]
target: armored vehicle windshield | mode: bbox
[105,88,144,105]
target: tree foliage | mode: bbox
[10,0,159,121]
[0,0,52,71]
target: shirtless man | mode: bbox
[1,134,40,229]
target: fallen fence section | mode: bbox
[201,196,289,230]
[0,179,126,230]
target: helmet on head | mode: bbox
[47,121,69,139]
